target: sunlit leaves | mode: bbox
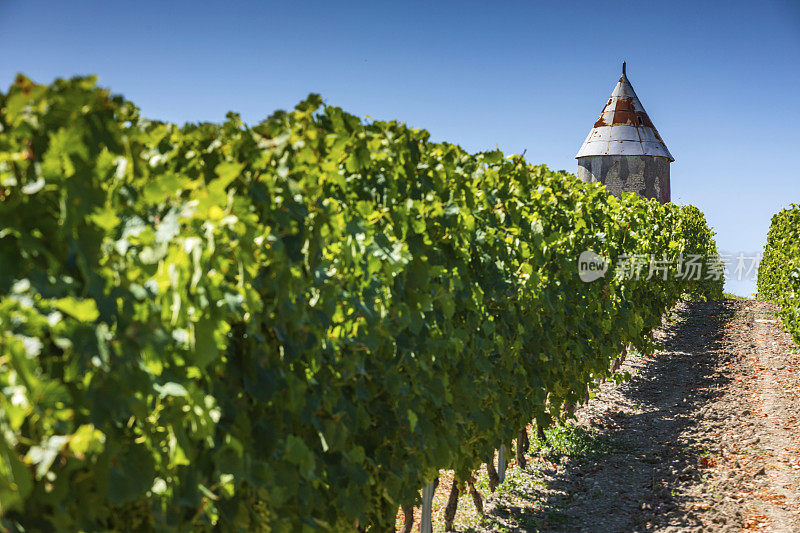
[758,204,800,344]
[51,297,99,322]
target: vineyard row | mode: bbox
[0,76,722,531]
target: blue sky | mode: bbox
[2,0,799,295]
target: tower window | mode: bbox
[637,116,644,125]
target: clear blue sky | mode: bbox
[2,0,799,296]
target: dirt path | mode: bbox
[470,300,800,532]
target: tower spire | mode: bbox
[575,65,673,161]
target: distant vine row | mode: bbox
[758,204,800,344]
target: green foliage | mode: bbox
[534,424,620,462]
[675,205,724,302]
[0,75,722,531]
[722,293,750,301]
[757,204,800,344]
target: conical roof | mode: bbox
[576,63,673,161]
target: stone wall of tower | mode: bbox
[576,155,670,204]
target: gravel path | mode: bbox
[472,299,800,532]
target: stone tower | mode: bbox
[576,62,673,203]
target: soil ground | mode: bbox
[398,299,800,532]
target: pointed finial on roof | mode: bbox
[622,61,626,76]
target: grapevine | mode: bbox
[0,75,722,530]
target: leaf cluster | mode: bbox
[757,204,800,344]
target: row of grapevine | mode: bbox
[757,205,800,344]
[0,75,722,531]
